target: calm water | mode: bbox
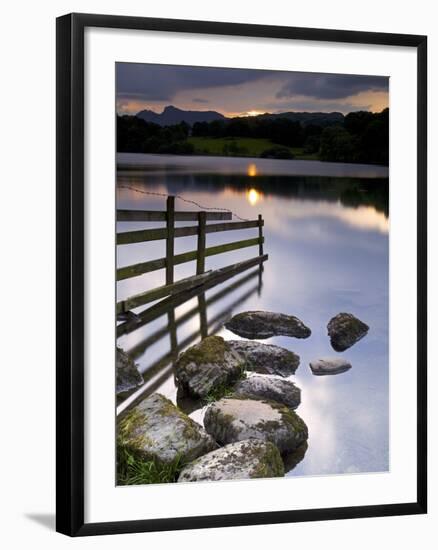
[116,154,389,477]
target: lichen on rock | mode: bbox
[175,335,245,399]
[178,439,284,482]
[117,393,216,464]
[204,397,308,454]
[225,311,311,339]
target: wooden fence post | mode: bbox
[196,211,207,275]
[258,214,264,258]
[166,197,177,357]
[258,214,264,295]
[166,196,175,285]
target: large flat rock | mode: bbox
[310,358,352,376]
[175,336,244,399]
[234,374,301,409]
[228,340,300,376]
[204,397,308,454]
[116,347,143,394]
[225,311,311,340]
[117,393,216,464]
[327,312,369,351]
[178,439,284,482]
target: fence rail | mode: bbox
[117,209,232,222]
[117,196,267,296]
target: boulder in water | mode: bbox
[227,340,300,376]
[225,311,311,340]
[327,313,369,351]
[204,397,308,454]
[117,393,216,464]
[234,374,301,409]
[178,439,284,482]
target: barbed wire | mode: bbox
[118,185,249,222]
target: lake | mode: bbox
[116,153,389,478]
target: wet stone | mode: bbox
[228,340,300,376]
[234,374,301,409]
[327,312,369,351]
[225,311,311,340]
[116,347,143,394]
[309,358,352,376]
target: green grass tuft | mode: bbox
[117,445,185,485]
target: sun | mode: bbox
[245,110,264,117]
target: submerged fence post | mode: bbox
[196,211,207,275]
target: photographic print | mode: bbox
[115,62,389,486]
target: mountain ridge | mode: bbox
[135,105,345,127]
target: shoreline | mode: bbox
[117,152,389,179]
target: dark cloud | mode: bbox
[276,73,388,100]
[192,98,209,103]
[116,63,268,101]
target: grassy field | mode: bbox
[187,136,318,160]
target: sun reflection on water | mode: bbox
[247,163,258,177]
[246,188,263,206]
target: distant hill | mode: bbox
[256,111,345,127]
[135,105,345,128]
[136,105,226,126]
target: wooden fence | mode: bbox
[116,196,268,337]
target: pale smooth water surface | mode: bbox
[117,154,389,477]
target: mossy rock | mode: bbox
[327,313,369,351]
[175,336,245,399]
[117,393,216,464]
[116,347,143,394]
[178,439,284,482]
[204,397,308,454]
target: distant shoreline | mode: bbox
[117,152,389,179]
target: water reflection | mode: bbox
[116,157,389,477]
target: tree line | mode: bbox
[117,108,389,165]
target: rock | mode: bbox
[327,313,369,351]
[234,374,301,409]
[225,311,311,339]
[178,439,284,482]
[283,442,308,473]
[174,336,244,399]
[309,358,352,376]
[204,397,308,454]
[117,393,216,464]
[116,347,143,394]
[228,340,300,376]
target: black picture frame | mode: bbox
[56,12,427,537]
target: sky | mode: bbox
[116,63,389,117]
